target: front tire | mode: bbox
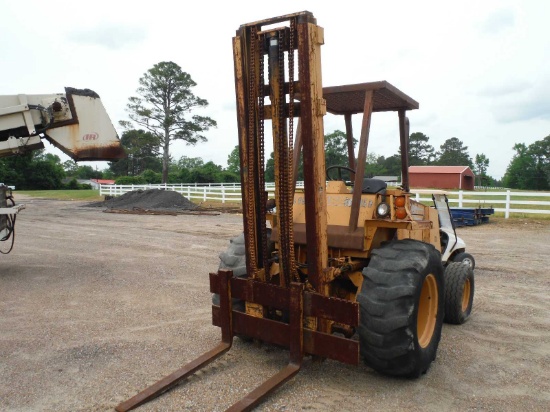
[444,262,474,324]
[357,239,445,378]
[451,252,475,270]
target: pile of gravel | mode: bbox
[88,189,197,211]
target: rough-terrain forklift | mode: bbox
[117,11,474,411]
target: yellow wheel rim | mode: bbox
[461,278,471,312]
[417,274,438,348]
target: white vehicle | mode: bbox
[0,87,124,160]
[432,193,476,270]
[425,191,475,325]
[0,87,124,253]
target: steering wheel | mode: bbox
[326,165,356,181]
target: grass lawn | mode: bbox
[15,190,103,201]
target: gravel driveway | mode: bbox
[1,196,549,411]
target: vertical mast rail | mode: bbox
[296,16,328,294]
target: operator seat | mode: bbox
[361,178,387,194]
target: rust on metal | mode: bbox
[65,87,101,99]
[68,143,126,160]
[44,133,126,160]
[115,270,234,412]
[399,110,410,192]
[322,81,419,114]
[297,16,328,295]
[224,282,304,412]
[211,309,359,365]
[348,90,374,231]
[117,10,427,411]
[210,274,359,366]
[236,11,316,31]
[344,113,356,179]
[52,101,63,112]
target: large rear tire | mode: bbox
[357,239,445,378]
[213,233,247,311]
[444,262,474,324]
[213,231,274,312]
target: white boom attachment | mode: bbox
[0,87,124,160]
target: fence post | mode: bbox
[458,190,463,207]
[203,186,207,202]
[415,193,420,201]
[222,186,226,204]
[505,190,511,219]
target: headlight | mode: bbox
[377,202,390,217]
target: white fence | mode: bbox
[101,183,249,203]
[99,182,305,204]
[413,191,550,218]
[99,183,550,218]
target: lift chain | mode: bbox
[276,29,288,286]
[246,25,259,276]
[287,19,298,282]
[276,28,297,287]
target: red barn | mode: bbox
[409,166,475,190]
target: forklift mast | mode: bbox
[233,11,328,293]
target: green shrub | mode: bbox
[115,175,146,185]
[62,178,93,190]
[141,169,162,183]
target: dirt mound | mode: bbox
[88,189,197,211]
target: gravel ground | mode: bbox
[1,196,549,412]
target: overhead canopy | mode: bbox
[322,81,419,115]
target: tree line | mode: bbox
[501,136,550,191]
[0,60,548,191]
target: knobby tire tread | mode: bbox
[444,262,474,324]
[358,239,445,378]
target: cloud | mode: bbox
[69,23,147,50]
[477,81,532,97]
[496,98,550,123]
[479,9,515,34]
[411,112,438,128]
[481,81,550,123]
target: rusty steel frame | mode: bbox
[116,11,362,411]
[116,269,359,412]
[321,81,417,197]
[115,270,234,412]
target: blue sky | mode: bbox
[1,0,548,178]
